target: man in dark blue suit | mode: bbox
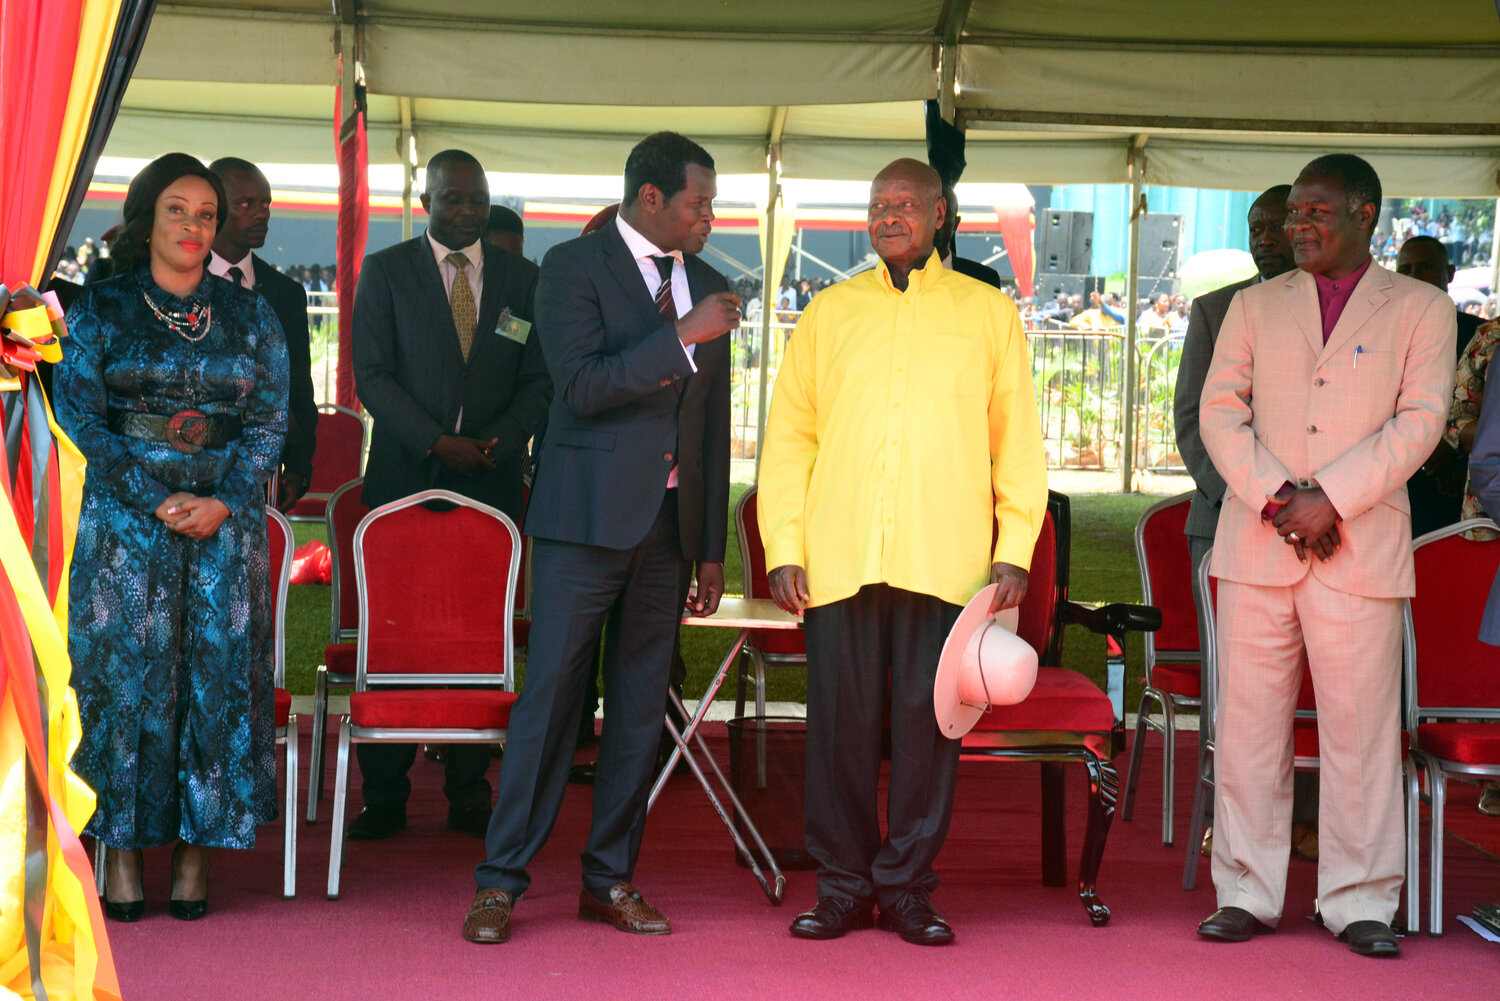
[351,149,552,840]
[464,132,738,943]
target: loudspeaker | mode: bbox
[1135,276,1180,304]
[1037,210,1093,274]
[1038,274,1105,301]
[1138,214,1182,279]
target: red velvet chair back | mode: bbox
[1015,494,1067,667]
[289,404,368,518]
[266,508,293,688]
[354,491,519,684]
[735,486,806,656]
[325,478,370,642]
[1409,524,1500,712]
[1136,493,1198,654]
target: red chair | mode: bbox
[959,491,1162,925]
[326,489,521,897]
[1404,518,1500,935]
[306,477,368,822]
[266,507,299,897]
[1182,546,1421,930]
[287,404,368,522]
[732,486,806,718]
[1122,492,1202,845]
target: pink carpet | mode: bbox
[101,725,1497,1000]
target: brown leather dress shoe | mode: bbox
[1197,906,1275,942]
[1341,920,1400,957]
[578,882,671,935]
[463,888,514,944]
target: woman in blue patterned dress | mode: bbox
[56,153,288,922]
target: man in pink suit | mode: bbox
[1197,154,1456,956]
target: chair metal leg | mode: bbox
[306,666,328,823]
[327,720,354,899]
[754,649,767,720]
[1079,754,1117,926]
[93,838,105,897]
[1182,747,1212,891]
[282,718,298,899]
[1401,756,1418,935]
[733,648,749,719]
[1121,689,1156,822]
[1040,762,1066,887]
[1159,697,1177,846]
[1427,762,1446,936]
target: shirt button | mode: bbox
[1314,377,1325,387]
[664,452,674,462]
[1307,425,1317,434]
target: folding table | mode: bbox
[647,597,801,904]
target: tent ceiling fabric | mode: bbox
[110,1,1500,194]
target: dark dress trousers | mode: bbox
[475,221,730,897]
[351,234,553,812]
[251,254,319,483]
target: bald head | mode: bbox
[868,159,946,283]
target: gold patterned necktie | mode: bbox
[447,251,477,361]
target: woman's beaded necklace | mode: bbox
[142,287,212,342]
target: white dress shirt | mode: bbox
[208,251,256,289]
[427,230,484,307]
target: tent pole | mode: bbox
[1121,135,1147,493]
[399,97,414,241]
[753,147,781,483]
[1490,196,1499,304]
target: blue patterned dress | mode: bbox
[57,265,288,850]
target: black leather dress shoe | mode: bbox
[1197,906,1275,942]
[1341,920,1400,957]
[789,896,874,940]
[568,761,597,785]
[876,888,954,945]
[348,806,406,841]
[447,804,492,839]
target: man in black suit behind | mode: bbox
[934,183,1003,289]
[350,149,552,840]
[208,157,319,510]
[463,132,739,944]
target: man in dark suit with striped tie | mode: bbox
[350,149,552,841]
[464,132,739,944]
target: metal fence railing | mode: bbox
[307,300,1187,475]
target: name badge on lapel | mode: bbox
[495,308,531,345]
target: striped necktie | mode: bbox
[652,255,677,322]
[447,251,477,361]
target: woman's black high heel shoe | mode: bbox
[102,847,145,922]
[169,843,208,921]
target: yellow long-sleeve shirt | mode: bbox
[758,252,1048,609]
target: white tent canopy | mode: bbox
[115,1,1500,194]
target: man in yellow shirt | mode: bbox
[759,159,1047,945]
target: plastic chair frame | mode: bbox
[306,477,365,823]
[1403,517,1500,936]
[326,489,520,898]
[1122,491,1202,846]
[731,485,806,719]
[1181,546,1421,933]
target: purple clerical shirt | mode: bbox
[1313,256,1372,342]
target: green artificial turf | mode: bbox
[282,485,1169,713]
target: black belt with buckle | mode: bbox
[107,408,243,454]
